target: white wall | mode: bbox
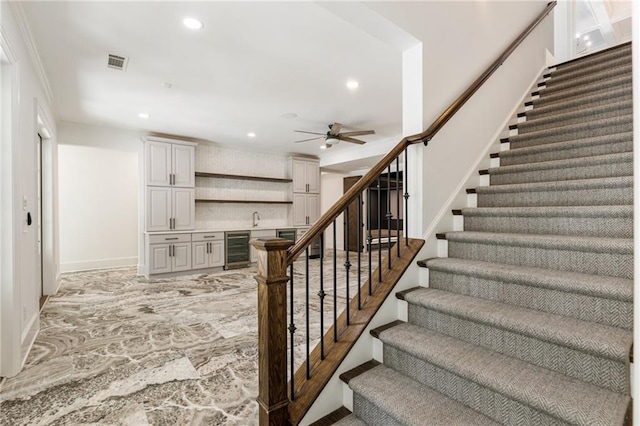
[366,1,554,236]
[1,2,58,376]
[58,122,142,272]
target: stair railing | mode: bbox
[251,2,556,424]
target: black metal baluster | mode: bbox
[377,176,382,282]
[357,194,362,310]
[305,247,310,379]
[396,156,401,257]
[288,263,296,400]
[333,220,337,343]
[318,234,325,360]
[344,207,351,326]
[387,165,392,269]
[367,187,372,295]
[404,149,409,247]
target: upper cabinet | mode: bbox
[292,158,320,194]
[145,137,196,188]
[144,136,197,232]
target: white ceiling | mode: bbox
[21,1,404,157]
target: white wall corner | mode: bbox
[7,2,56,115]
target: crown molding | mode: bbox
[8,1,57,113]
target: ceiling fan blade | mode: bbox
[294,130,325,136]
[294,136,324,143]
[329,122,343,135]
[340,130,375,137]
[339,136,366,145]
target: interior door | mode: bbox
[343,176,363,252]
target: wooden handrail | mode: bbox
[287,1,556,263]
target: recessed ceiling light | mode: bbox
[575,33,581,39]
[183,17,204,30]
[586,41,592,47]
[281,112,298,119]
[320,145,327,150]
[346,80,359,90]
[247,132,256,138]
[138,113,150,119]
[583,35,589,41]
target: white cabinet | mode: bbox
[292,157,321,228]
[293,193,320,226]
[192,232,224,269]
[146,187,195,231]
[292,158,320,193]
[145,138,195,188]
[147,234,192,274]
[250,229,277,262]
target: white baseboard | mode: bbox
[60,256,138,273]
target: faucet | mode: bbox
[252,211,260,227]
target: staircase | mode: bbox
[329,43,633,425]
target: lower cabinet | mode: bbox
[149,242,192,274]
[192,231,224,269]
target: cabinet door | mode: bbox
[192,242,208,270]
[306,194,320,225]
[292,159,307,193]
[172,242,192,272]
[208,240,224,267]
[146,141,171,187]
[172,144,195,188]
[147,187,171,231]
[173,188,195,230]
[293,193,309,226]
[149,244,171,274]
[306,161,320,193]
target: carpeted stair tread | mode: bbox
[552,43,631,74]
[547,54,631,83]
[516,99,632,133]
[348,364,500,426]
[542,62,631,92]
[537,72,632,101]
[459,205,633,238]
[509,114,633,148]
[403,287,632,363]
[487,151,632,184]
[499,131,633,166]
[378,323,630,426]
[532,81,632,112]
[526,85,632,118]
[476,175,632,195]
[444,231,632,255]
[425,258,632,301]
[331,414,368,426]
[535,73,632,106]
[445,231,633,279]
[424,259,632,329]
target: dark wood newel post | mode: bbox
[251,238,294,426]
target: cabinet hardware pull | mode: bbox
[165,237,179,240]
[204,236,216,238]
[208,242,211,253]
[169,245,173,257]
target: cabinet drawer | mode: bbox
[149,233,192,244]
[192,231,224,242]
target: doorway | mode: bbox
[37,133,46,310]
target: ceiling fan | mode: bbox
[293,123,375,148]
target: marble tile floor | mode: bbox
[0,250,379,425]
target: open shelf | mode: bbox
[195,171,292,183]
[195,199,293,204]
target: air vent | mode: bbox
[107,54,128,71]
